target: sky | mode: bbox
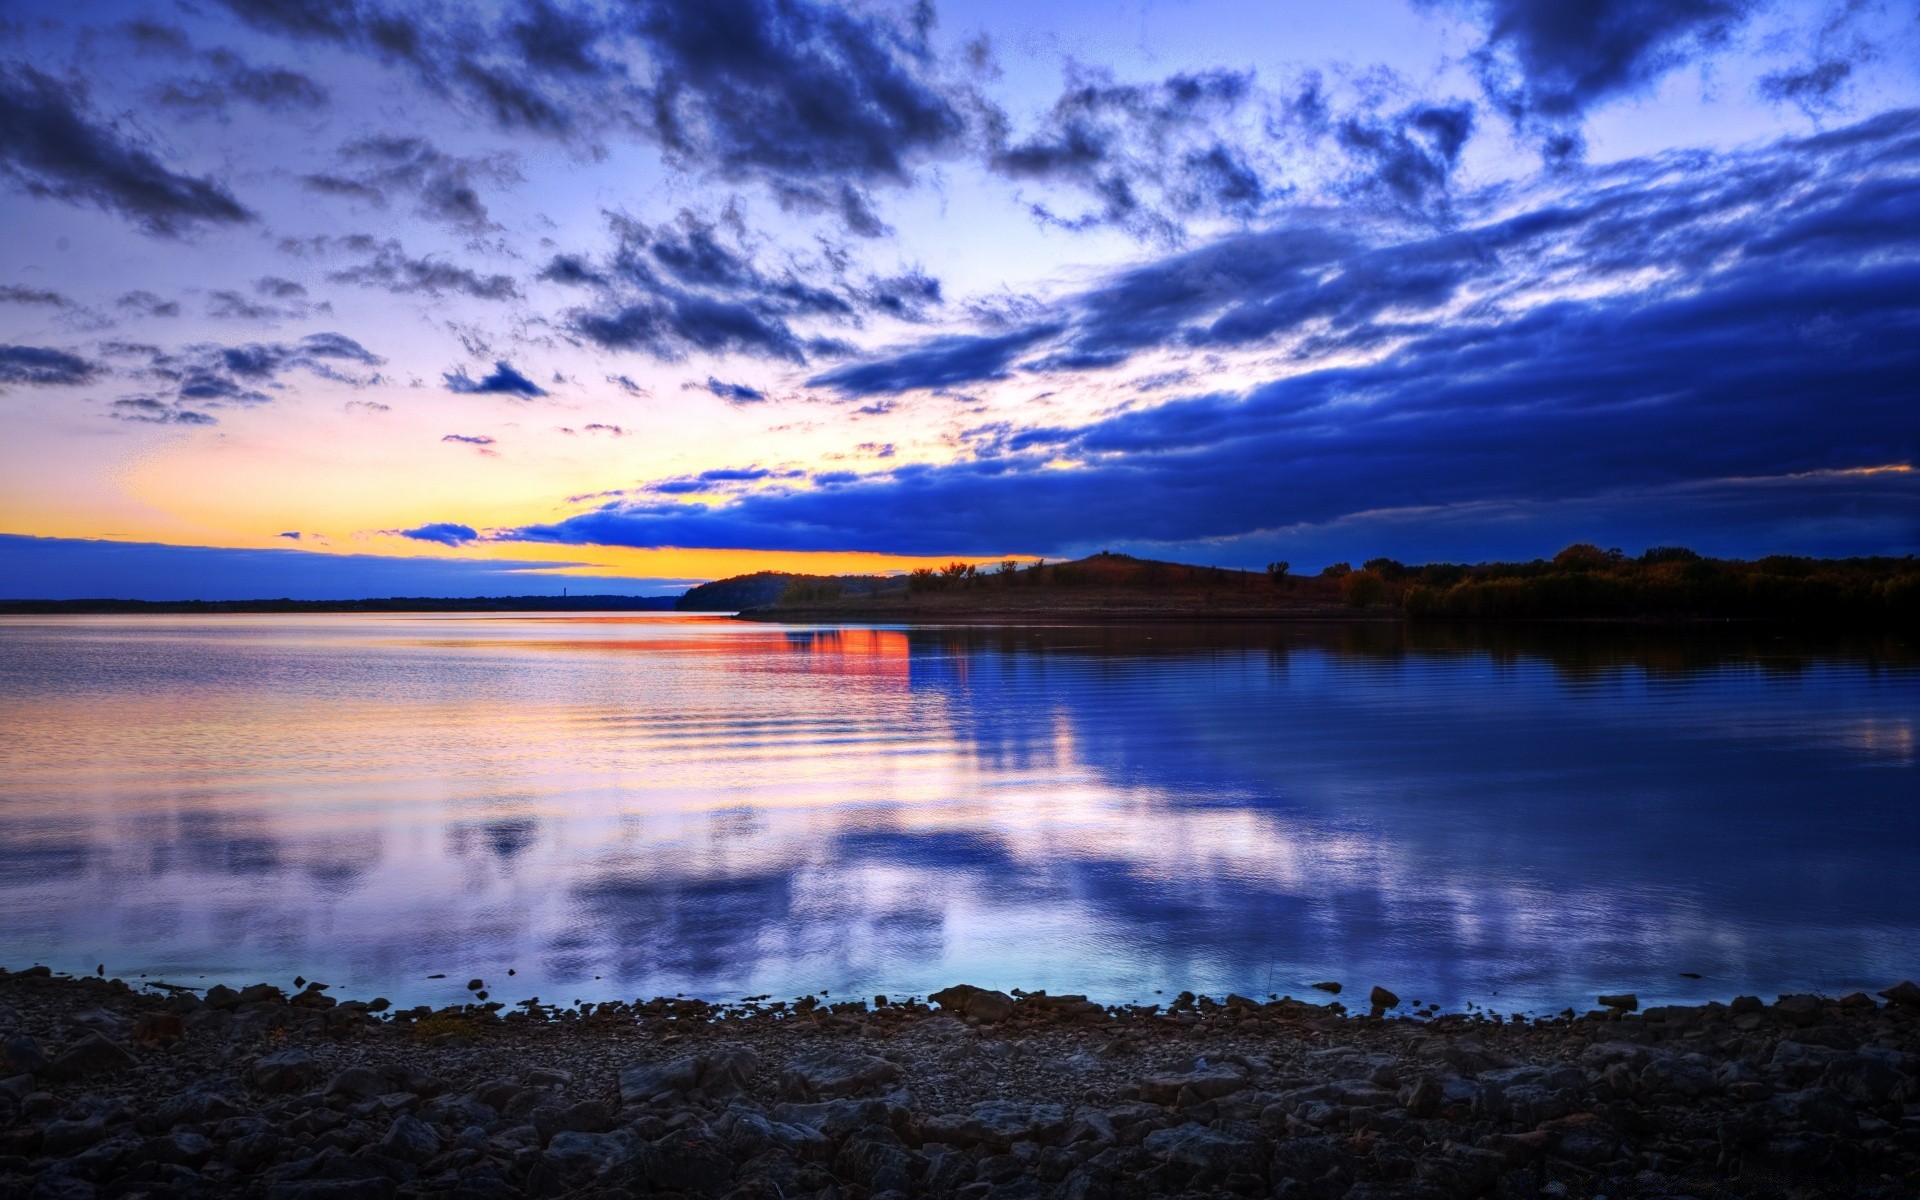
[1,0,1917,599]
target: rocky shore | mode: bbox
[4,969,1919,1200]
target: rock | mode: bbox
[533,1129,634,1192]
[968,1101,1068,1149]
[1142,1124,1270,1179]
[236,983,285,1005]
[42,1116,115,1156]
[1136,1067,1248,1106]
[378,1114,440,1164]
[2,1034,46,1075]
[833,1125,921,1190]
[1768,1087,1860,1136]
[136,1129,213,1167]
[1399,1074,1443,1118]
[203,984,242,1009]
[639,1126,736,1195]
[44,1033,137,1080]
[617,1048,758,1105]
[929,984,1017,1024]
[781,1049,901,1099]
[1368,986,1399,1011]
[1311,981,1342,994]
[138,1089,244,1133]
[250,1049,320,1095]
[1730,994,1765,1013]
[1597,993,1638,1011]
[1541,1113,1619,1167]
[1879,980,1920,1009]
[64,1009,133,1040]
[521,1066,572,1087]
[1775,993,1825,1028]
[132,1013,183,1045]
[326,1066,394,1100]
[618,1057,702,1104]
[265,1180,397,1200]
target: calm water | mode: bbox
[0,614,1916,1014]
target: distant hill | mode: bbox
[0,594,681,614]
[698,547,1920,624]
[676,571,903,611]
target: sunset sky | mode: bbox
[2,0,1917,598]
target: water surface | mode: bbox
[1,614,1915,1013]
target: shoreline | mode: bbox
[4,968,1917,1199]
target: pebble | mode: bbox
[1,969,1917,1199]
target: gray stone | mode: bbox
[251,1049,321,1095]
[136,1129,213,1167]
[969,1101,1068,1149]
[265,1180,397,1200]
[1136,1067,1248,1105]
[1141,1123,1270,1179]
[534,1129,633,1190]
[378,1114,440,1164]
[327,1066,393,1100]
[2,1034,47,1076]
[781,1048,901,1099]
[639,1126,736,1195]
[44,1034,136,1081]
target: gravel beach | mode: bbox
[4,968,1919,1200]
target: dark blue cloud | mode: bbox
[444,361,546,397]
[397,522,479,546]
[110,397,217,425]
[303,135,512,231]
[629,0,965,225]
[209,0,967,231]
[506,109,1920,558]
[0,534,683,601]
[0,344,96,387]
[987,68,1270,241]
[155,48,330,118]
[1453,0,1757,126]
[703,377,766,403]
[327,236,521,300]
[0,62,252,235]
[807,325,1060,396]
[554,212,932,362]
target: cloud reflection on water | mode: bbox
[0,615,1914,1011]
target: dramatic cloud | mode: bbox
[110,396,217,425]
[629,0,967,227]
[208,0,968,229]
[988,68,1272,241]
[553,210,923,362]
[156,49,330,119]
[1452,0,1757,136]
[397,521,479,545]
[509,108,1920,555]
[0,62,251,234]
[303,136,518,231]
[0,344,96,387]
[444,361,546,397]
[806,325,1058,396]
[0,284,71,308]
[327,237,520,300]
[115,333,385,412]
[702,377,766,403]
[116,291,180,318]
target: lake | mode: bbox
[1,613,1915,1014]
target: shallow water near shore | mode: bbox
[0,613,1915,1013]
